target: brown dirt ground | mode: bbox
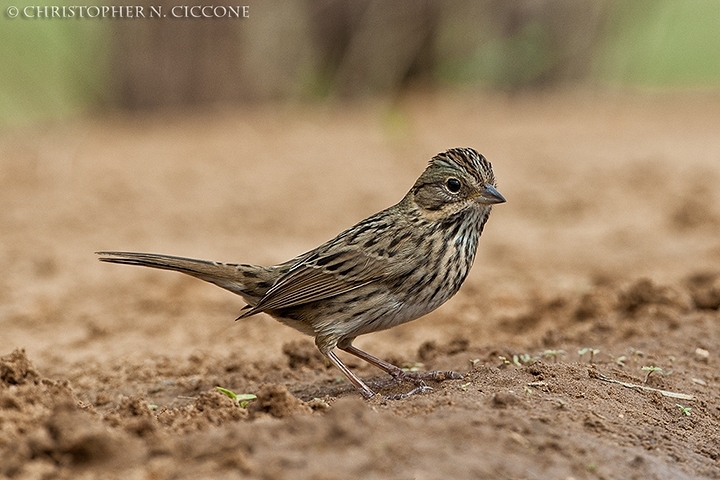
[1,91,720,480]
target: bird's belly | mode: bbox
[269,283,453,340]
[268,218,480,341]
[348,300,444,337]
[337,281,461,339]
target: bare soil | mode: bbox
[1,91,719,479]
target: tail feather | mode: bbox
[96,251,276,306]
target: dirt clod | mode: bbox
[0,349,39,386]
[617,279,692,316]
[686,272,720,310]
[248,384,312,419]
[282,339,327,370]
[492,391,521,408]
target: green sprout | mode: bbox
[615,356,627,367]
[629,348,644,358]
[675,404,692,416]
[500,354,536,367]
[512,353,535,366]
[578,348,600,363]
[309,397,330,410]
[216,387,257,408]
[402,362,424,372]
[542,350,566,363]
[641,366,662,384]
[460,382,472,391]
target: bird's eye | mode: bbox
[445,178,461,193]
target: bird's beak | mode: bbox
[475,184,506,205]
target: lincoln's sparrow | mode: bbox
[98,147,505,398]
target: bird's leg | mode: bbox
[321,340,462,400]
[324,348,427,400]
[324,349,425,400]
[339,344,464,388]
[337,344,431,399]
[324,350,377,399]
[338,344,407,379]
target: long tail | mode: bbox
[96,251,276,305]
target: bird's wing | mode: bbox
[237,248,386,318]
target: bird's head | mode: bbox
[409,148,505,217]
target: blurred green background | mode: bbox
[1,0,719,125]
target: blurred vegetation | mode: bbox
[0,0,109,124]
[1,0,719,124]
[596,0,720,85]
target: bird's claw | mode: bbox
[393,370,464,384]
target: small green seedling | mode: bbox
[675,404,692,416]
[402,362,424,372]
[148,404,158,410]
[216,387,257,408]
[500,354,536,367]
[460,382,472,391]
[615,355,627,367]
[641,366,662,384]
[310,397,330,409]
[469,358,481,368]
[516,353,535,365]
[578,348,600,363]
[629,348,644,359]
[542,350,566,363]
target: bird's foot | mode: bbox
[368,369,463,400]
[398,370,464,383]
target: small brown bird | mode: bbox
[98,148,505,398]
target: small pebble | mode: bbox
[694,348,710,363]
